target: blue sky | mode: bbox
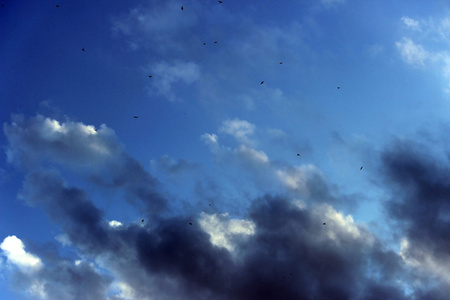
[1,0,450,299]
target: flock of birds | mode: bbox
[63,2,362,228]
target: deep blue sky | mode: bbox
[1,0,450,299]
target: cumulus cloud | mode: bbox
[219,118,256,145]
[401,16,421,31]
[0,235,43,272]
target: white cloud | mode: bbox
[276,164,322,196]
[235,145,269,165]
[396,38,428,66]
[199,213,255,251]
[55,234,72,246]
[0,235,43,272]
[108,220,123,228]
[148,60,200,102]
[219,118,256,145]
[401,17,421,31]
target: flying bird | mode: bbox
[360,166,363,170]
[203,42,206,45]
[260,81,264,85]
[56,5,60,7]
[323,222,326,225]
[133,116,139,119]
[82,48,85,51]
[209,204,211,206]
[297,154,300,156]
[189,222,192,225]
[181,5,183,10]
[279,62,283,64]
[218,0,223,3]
[214,41,218,44]
[337,86,340,89]
[148,75,152,78]
[142,219,144,223]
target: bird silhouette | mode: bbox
[142,219,144,223]
[56,5,60,7]
[133,116,139,119]
[214,41,218,44]
[181,5,183,11]
[82,48,85,51]
[203,42,206,45]
[189,222,192,225]
[280,62,283,64]
[209,204,211,206]
[337,86,340,89]
[148,75,152,78]
[360,166,363,170]
[323,222,326,225]
[297,154,300,156]
[260,81,264,85]
[218,0,223,3]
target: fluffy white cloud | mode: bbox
[0,235,43,272]
[199,212,255,251]
[108,220,123,228]
[219,118,256,145]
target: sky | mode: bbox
[1,0,450,299]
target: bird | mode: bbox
[181,5,183,11]
[56,5,60,7]
[142,219,144,223]
[133,116,139,119]
[82,48,85,51]
[323,222,326,225]
[203,42,206,45]
[337,86,340,89]
[214,41,218,44]
[189,222,192,225]
[218,0,223,3]
[360,166,363,170]
[148,75,152,78]
[260,81,264,85]
[209,204,211,206]
[297,154,300,156]
[279,62,283,64]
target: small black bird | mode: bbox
[148,75,152,78]
[323,222,326,225]
[82,48,85,51]
[56,5,60,7]
[297,154,300,156]
[142,219,144,223]
[214,41,218,44]
[189,222,192,225]
[133,116,139,119]
[181,5,183,10]
[203,42,206,45]
[360,166,363,170]
[337,86,340,89]
[260,81,264,85]
[209,204,211,206]
[218,0,223,3]
[280,62,283,64]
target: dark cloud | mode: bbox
[380,137,450,298]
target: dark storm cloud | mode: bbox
[19,168,409,300]
[380,137,450,298]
